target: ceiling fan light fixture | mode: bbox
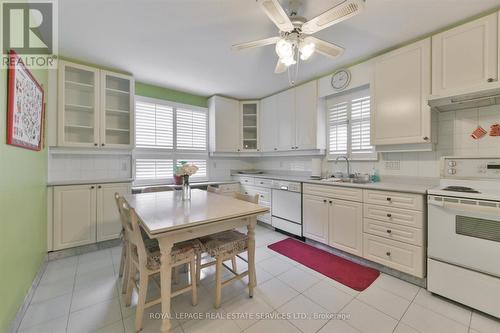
[275,38,294,59]
[280,56,296,67]
[299,41,315,60]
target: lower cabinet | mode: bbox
[303,194,363,257]
[52,182,131,250]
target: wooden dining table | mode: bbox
[125,189,269,333]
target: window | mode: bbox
[134,97,208,184]
[327,87,376,160]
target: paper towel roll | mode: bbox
[311,158,322,178]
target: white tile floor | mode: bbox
[16,225,500,333]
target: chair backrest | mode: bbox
[114,193,128,232]
[233,192,259,204]
[142,186,172,193]
[207,185,220,194]
[117,196,148,265]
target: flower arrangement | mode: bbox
[175,162,199,177]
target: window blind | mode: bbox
[326,88,375,159]
[135,101,173,149]
[135,159,174,181]
[176,108,207,151]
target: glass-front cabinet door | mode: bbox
[100,71,134,149]
[58,61,100,147]
[240,101,259,151]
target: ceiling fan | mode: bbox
[232,0,365,81]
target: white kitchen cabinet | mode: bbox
[295,81,319,150]
[276,89,296,151]
[100,71,135,149]
[329,199,363,257]
[303,194,329,244]
[432,13,498,96]
[53,185,97,250]
[240,101,260,151]
[371,38,431,146]
[260,96,279,152]
[58,61,134,149]
[208,96,241,153]
[96,183,131,242]
[52,182,131,250]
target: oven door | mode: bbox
[428,195,500,277]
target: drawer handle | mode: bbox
[386,197,392,201]
[386,229,392,234]
[387,213,392,218]
[245,192,248,195]
[323,199,327,203]
[329,200,333,204]
[260,195,264,198]
[386,251,391,256]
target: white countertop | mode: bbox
[124,189,268,234]
[47,178,134,186]
[233,173,438,194]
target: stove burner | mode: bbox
[442,186,481,193]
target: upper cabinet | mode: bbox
[262,81,325,152]
[240,101,259,151]
[371,38,432,146]
[208,96,241,153]
[57,61,134,149]
[432,13,498,96]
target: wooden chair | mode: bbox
[118,196,201,332]
[206,185,220,194]
[197,192,259,308]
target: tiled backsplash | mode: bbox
[254,105,500,178]
[48,153,132,182]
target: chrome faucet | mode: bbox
[335,155,351,178]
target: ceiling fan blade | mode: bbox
[232,36,280,51]
[275,59,287,74]
[257,0,294,32]
[301,0,365,35]
[306,37,344,58]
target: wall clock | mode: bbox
[331,69,351,91]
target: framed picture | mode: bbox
[7,50,45,151]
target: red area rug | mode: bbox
[268,238,380,291]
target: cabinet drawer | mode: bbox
[364,190,423,211]
[254,178,273,188]
[241,186,271,203]
[363,204,424,229]
[363,234,424,278]
[238,177,255,185]
[364,218,423,246]
[303,183,363,202]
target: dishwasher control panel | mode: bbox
[271,180,301,192]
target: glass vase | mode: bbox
[182,175,191,201]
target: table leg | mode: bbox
[159,238,174,333]
[247,217,257,297]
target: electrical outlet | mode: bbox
[385,161,400,170]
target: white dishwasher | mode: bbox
[271,180,302,237]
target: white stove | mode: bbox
[427,156,500,319]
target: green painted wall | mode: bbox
[135,82,208,108]
[0,67,48,331]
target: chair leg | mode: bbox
[231,256,237,273]
[189,259,198,306]
[119,242,126,277]
[196,254,202,285]
[121,250,129,294]
[214,257,223,309]
[125,263,136,307]
[135,272,149,333]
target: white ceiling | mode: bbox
[59,0,500,99]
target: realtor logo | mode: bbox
[1,0,57,68]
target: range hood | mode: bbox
[428,83,500,112]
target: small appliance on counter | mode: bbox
[427,156,500,319]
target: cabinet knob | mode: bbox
[237,149,241,152]
[387,213,392,218]
[329,200,333,204]
[386,197,392,201]
[101,143,105,147]
[423,136,429,141]
[323,199,327,203]
[90,186,95,189]
[98,185,102,189]
[386,251,391,256]
[274,148,277,151]
[488,78,495,83]
[386,229,392,234]
[94,143,98,146]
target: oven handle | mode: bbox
[429,198,500,215]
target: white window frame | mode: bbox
[133,96,209,185]
[326,86,378,161]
